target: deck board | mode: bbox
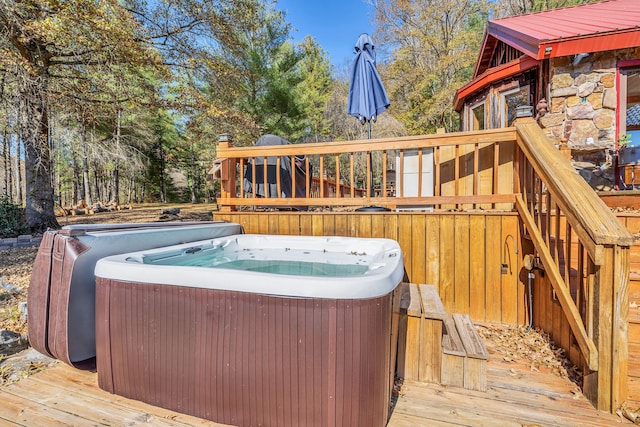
[0,363,228,426]
[0,354,631,427]
[389,357,629,427]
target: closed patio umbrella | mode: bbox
[347,33,390,195]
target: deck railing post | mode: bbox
[586,244,630,412]
[218,134,236,212]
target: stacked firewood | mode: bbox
[57,200,132,216]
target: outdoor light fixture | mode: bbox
[572,53,590,66]
[516,105,533,118]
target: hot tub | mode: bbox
[95,234,404,427]
[28,221,243,366]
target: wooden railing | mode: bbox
[515,119,633,411]
[215,129,518,211]
[214,119,633,413]
[309,176,367,198]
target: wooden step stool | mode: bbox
[441,314,466,388]
[454,313,489,391]
[397,283,489,391]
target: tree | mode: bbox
[295,36,333,143]
[370,0,489,134]
[495,0,596,16]
[196,0,312,145]
[0,0,161,231]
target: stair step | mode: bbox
[453,313,489,392]
[629,318,640,344]
[441,315,466,388]
[629,342,640,378]
[631,276,640,303]
[419,283,448,321]
[397,283,488,392]
[629,304,640,326]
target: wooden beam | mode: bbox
[216,194,517,208]
[216,129,518,158]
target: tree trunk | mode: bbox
[0,74,8,198]
[81,124,92,206]
[71,142,80,206]
[158,141,166,203]
[2,126,8,198]
[7,134,13,201]
[93,163,101,202]
[20,74,59,231]
[15,132,23,204]
[113,109,121,204]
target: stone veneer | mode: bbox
[538,49,640,190]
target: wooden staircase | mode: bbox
[628,265,640,405]
[397,283,489,391]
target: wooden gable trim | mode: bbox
[455,56,539,112]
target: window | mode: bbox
[470,101,486,131]
[501,86,530,127]
[618,66,640,143]
[624,69,640,131]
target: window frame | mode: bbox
[469,99,486,131]
[500,85,530,127]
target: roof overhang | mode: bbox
[489,22,640,60]
[457,0,640,111]
[487,21,540,59]
[455,55,539,112]
[536,29,640,59]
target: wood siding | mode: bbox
[216,209,637,413]
[215,211,523,325]
[96,278,395,427]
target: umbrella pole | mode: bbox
[368,120,374,197]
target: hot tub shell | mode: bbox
[95,235,403,427]
[28,221,243,366]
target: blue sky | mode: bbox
[276,0,376,68]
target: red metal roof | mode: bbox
[488,0,640,60]
[456,0,640,111]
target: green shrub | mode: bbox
[0,196,29,238]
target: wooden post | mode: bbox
[559,138,572,161]
[397,283,421,380]
[218,134,236,212]
[585,244,629,412]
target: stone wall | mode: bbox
[538,48,640,189]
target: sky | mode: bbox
[275,0,376,69]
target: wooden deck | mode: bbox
[388,356,627,427]
[0,363,230,426]
[0,350,629,427]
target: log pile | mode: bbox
[158,207,181,222]
[57,200,132,216]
